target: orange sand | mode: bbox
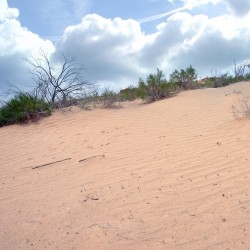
[1,82,250,249]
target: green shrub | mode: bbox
[0,93,51,127]
[118,86,141,101]
[138,69,177,101]
[213,73,235,88]
[245,73,250,80]
[199,73,246,89]
[198,77,215,88]
[169,65,197,89]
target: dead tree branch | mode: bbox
[32,158,72,169]
[24,50,93,108]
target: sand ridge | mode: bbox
[0,82,250,249]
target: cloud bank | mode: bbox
[0,0,54,96]
[1,0,250,96]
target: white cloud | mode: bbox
[182,0,222,9]
[54,9,250,88]
[138,6,188,23]
[0,0,19,21]
[0,0,54,96]
[159,11,250,76]
[54,14,150,89]
[182,0,250,16]
[139,0,223,24]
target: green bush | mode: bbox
[169,65,197,89]
[138,69,177,101]
[198,73,247,89]
[118,86,141,101]
[213,73,235,88]
[0,93,51,127]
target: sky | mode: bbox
[1,0,250,96]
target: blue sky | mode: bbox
[1,0,250,95]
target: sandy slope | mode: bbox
[0,82,250,250]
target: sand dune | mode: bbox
[1,82,250,249]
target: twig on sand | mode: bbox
[79,155,105,163]
[116,233,133,240]
[32,158,72,169]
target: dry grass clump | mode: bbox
[77,88,121,110]
[232,94,250,119]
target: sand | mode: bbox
[0,82,250,250]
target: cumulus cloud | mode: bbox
[54,14,150,89]
[0,0,54,97]
[181,0,250,16]
[182,0,222,8]
[164,12,250,76]
[0,0,19,21]
[54,7,250,87]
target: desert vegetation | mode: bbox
[137,69,178,101]
[25,51,94,108]
[169,65,198,89]
[232,93,250,119]
[0,93,50,127]
[1,54,250,127]
[200,60,250,88]
[76,88,120,110]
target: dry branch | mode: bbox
[24,50,93,108]
[32,158,72,169]
[79,155,105,163]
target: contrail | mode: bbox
[138,6,188,23]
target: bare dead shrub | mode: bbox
[233,59,250,81]
[232,94,250,119]
[25,50,93,108]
